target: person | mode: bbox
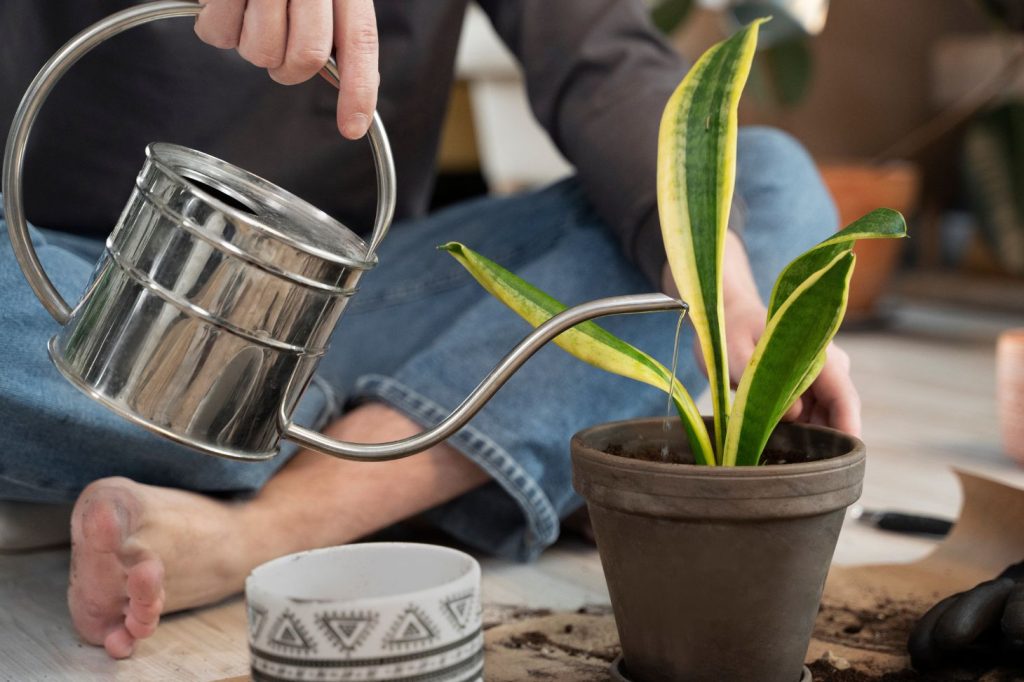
[0,0,859,659]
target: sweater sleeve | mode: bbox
[476,0,744,287]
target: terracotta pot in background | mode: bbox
[819,161,921,320]
[571,418,865,682]
[998,329,1024,464]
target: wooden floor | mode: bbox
[1,299,1022,681]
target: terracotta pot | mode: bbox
[819,161,920,319]
[571,418,865,682]
[998,329,1024,463]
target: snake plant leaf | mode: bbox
[758,209,905,425]
[724,250,856,466]
[440,242,715,466]
[658,18,764,457]
[768,208,907,318]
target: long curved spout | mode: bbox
[282,293,687,461]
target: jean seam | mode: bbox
[308,373,342,427]
[0,473,78,497]
[351,374,560,556]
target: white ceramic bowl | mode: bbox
[245,543,483,681]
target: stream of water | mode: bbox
[661,311,687,461]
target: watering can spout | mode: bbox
[282,293,687,461]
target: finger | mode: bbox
[335,0,380,139]
[810,400,830,427]
[1002,581,1024,639]
[691,338,708,377]
[934,578,1015,649]
[782,396,803,422]
[908,593,961,671]
[727,336,756,389]
[238,0,288,70]
[810,347,861,436]
[270,0,333,85]
[798,395,816,422]
[195,0,247,49]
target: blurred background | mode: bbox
[435,0,1024,321]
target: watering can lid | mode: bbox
[147,144,376,280]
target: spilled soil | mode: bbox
[812,597,1024,681]
[485,602,1024,680]
[815,598,922,656]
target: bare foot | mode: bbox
[66,405,490,659]
[68,477,248,658]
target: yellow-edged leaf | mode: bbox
[441,242,715,465]
[724,251,856,466]
[658,19,765,460]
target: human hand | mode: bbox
[194,0,379,139]
[909,560,1024,671]
[661,230,862,437]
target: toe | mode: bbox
[125,611,159,640]
[127,557,164,607]
[125,558,165,639]
[104,626,135,659]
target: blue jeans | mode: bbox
[0,127,836,561]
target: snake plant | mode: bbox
[442,21,907,466]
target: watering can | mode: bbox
[3,1,684,463]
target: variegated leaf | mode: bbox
[440,242,715,465]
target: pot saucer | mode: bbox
[609,656,812,682]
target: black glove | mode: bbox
[908,560,1024,671]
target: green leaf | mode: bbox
[651,0,693,34]
[724,251,856,466]
[762,37,814,107]
[768,208,907,318]
[724,208,905,466]
[440,242,715,466]
[658,19,764,460]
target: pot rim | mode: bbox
[571,416,864,479]
[571,417,866,519]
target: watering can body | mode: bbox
[51,143,371,460]
[4,1,685,463]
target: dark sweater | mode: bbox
[1,0,694,285]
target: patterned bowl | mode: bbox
[245,543,483,682]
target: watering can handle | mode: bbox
[2,0,397,325]
[282,293,688,461]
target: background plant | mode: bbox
[444,21,906,466]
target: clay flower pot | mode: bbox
[998,329,1024,463]
[571,418,865,682]
[819,162,920,321]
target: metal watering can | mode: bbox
[3,1,684,463]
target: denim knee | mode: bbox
[734,126,839,299]
[741,126,815,166]
[738,126,838,233]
